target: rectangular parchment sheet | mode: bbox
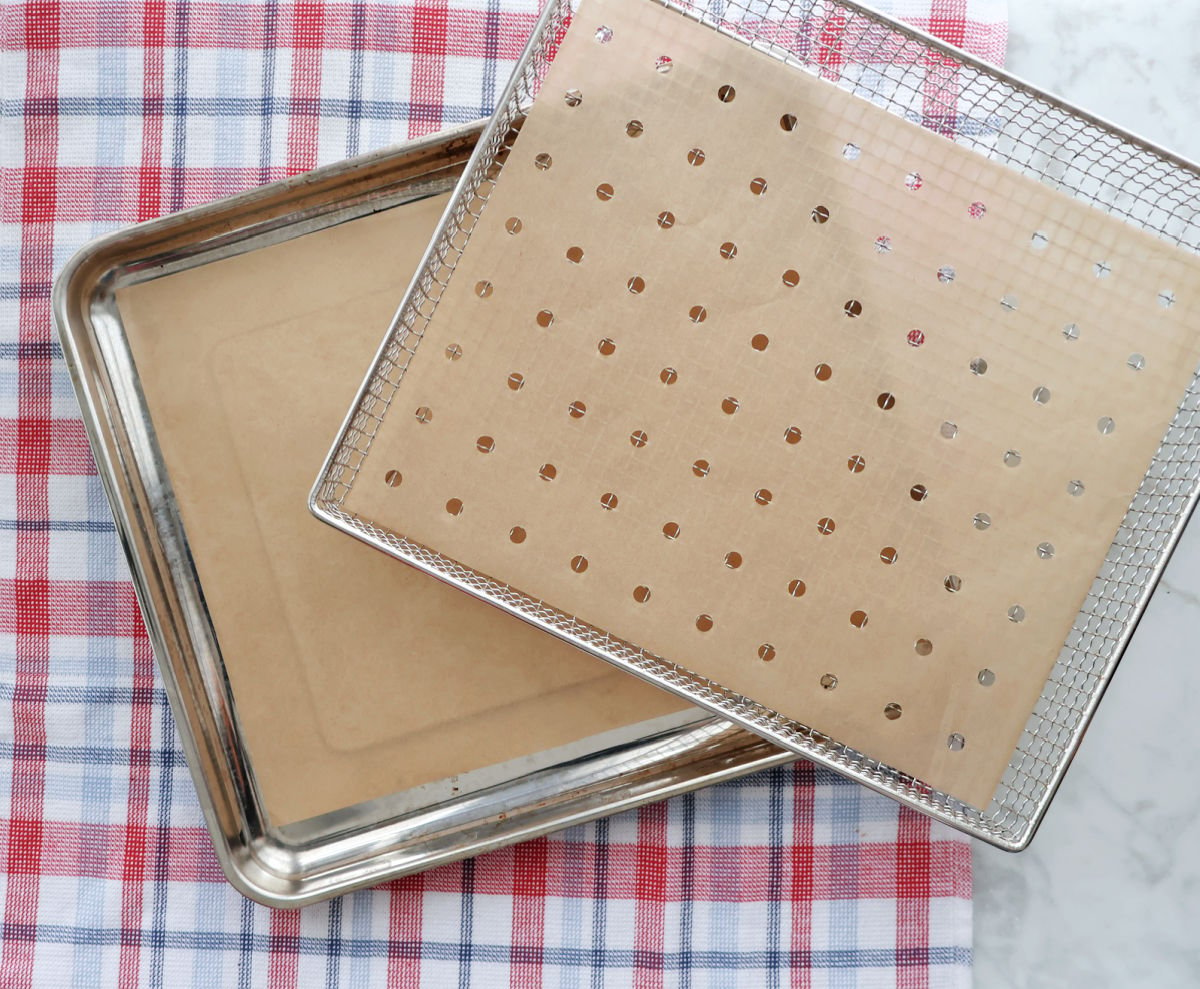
[343,0,1200,808]
[116,193,687,827]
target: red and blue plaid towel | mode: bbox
[1,0,1002,984]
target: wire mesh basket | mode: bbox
[313,0,1200,848]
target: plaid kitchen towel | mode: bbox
[0,0,1002,985]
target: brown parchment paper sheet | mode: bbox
[115,192,686,827]
[344,0,1200,808]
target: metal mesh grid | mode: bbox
[313,0,1200,848]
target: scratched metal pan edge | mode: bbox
[52,121,794,909]
[310,0,1200,851]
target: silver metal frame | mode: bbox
[312,0,1200,850]
[54,122,798,908]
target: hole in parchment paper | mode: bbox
[1000,294,1018,312]
[914,638,933,656]
[695,614,714,632]
[633,584,652,603]
[564,89,582,107]
[877,392,896,411]
[947,733,965,751]
[784,425,803,444]
[782,269,800,287]
[1007,604,1026,623]
[1032,385,1051,405]
[843,299,863,318]
[596,183,614,201]
[506,372,524,391]
[842,142,860,160]
[811,204,830,223]
[1003,450,1021,467]
[973,512,992,530]
[847,454,866,473]
[978,668,996,686]
[660,367,678,385]
[721,396,740,415]
[850,609,868,628]
[1159,289,1176,309]
[970,357,988,375]
[1031,231,1049,249]
[414,406,433,424]
[910,484,928,502]
[717,83,736,102]
[940,421,958,439]
[630,429,648,447]
[904,171,922,191]
[944,574,962,593]
[662,521,681,540]
[788,578,807,597]
[1097,416,1116,435]
[445,343,463,361]
[754,488,773,506]
[536,309,554,328]
[597,338,616,356]
[538,463,557,481]
[445,498,463,516]
[508,526,526,544]
[505,216,523,234]
[476,435,495,453]
[688,304,707,323]
[1094,260,1112,279]
[655,54,672,72]
[474,280,493,298]
[627,275,646,294]
[724,551,743,569]
[534,152,553,171]
[820,673,838,690]
[692,459,711,478]
[749,176,768,196]
[657,210,676,228]
[880,546,898,565]
[565,246,584,264]
[570,554,589,573]
[969,201,987,219]
[751,333,770,351]
[1127,353,1146,371]
[1037,541,1055,559]
[626,119,644,138]
[874,235,892,253]
[568,400,587,419]
[937,265,955,284]
[758,643,776,662]
[719,241,738,260]
[817,517,836,535]
[384,470,402,488]
[884,702,902,720]
[1062,323,1079,341]
[814,363,832,381]
[780,113,798,131]
[907,329,925,347]
[1067,479,1085,497]
[599,492,619,511]
[594,24,612,42]
[688,147,706,166]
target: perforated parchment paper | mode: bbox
[115,193,686,827]
[341,0,1200,808]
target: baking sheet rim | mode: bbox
[52,122,798,907]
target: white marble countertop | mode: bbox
[974,2,1200,986]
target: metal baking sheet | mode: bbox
[312,0,1200,849]
[53,122,792,908]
